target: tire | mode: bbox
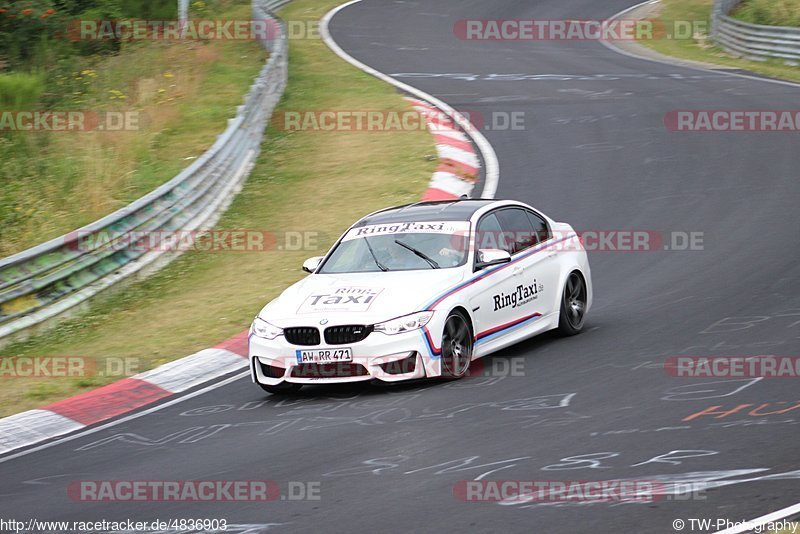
[258,382,302,395]
[440,311,474,379]
[557,271,587,336]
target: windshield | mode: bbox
[319,221,471,273]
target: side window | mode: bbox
[475,213,511,254]
[496,208,537,254]
[525,210,550,243]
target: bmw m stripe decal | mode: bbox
[423,234,574,311]
[420,328,442,359]
[475,313,542,344]
[421,312,543,359]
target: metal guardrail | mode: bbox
[712,0,800,62]
[0,0,290,343]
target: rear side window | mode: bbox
[496,208,537,254]
[525,209,550,243]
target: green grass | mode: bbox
[0,72,45,108]
[733,0,800,27]
[0,1,267,257]
[637,0,800,82]
[771,523,799,534]
[0,0,436,417]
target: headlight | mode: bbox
[374,311,434,335]
[250,317,283,340]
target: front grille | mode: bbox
[284,327,320,346]
[290,363,370,379]
[324,325,373,345]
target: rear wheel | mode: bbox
[440,312,473,379]
[258,382,302,395]
[557,271,587,336]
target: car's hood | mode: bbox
[259,269,466,327]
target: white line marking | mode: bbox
[0,371,250,464]
[320,0,500,198]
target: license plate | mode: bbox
[296,348,353,364]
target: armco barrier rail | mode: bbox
[712,0,800,62]
[0,0,289,343]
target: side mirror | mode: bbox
[302,256,324,273]
[476,249,511,270]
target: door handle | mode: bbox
[512,266,524,276]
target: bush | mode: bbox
[0,72,44,108]
[120,0,177,18]
[734,0,800,27]
[0,0,179,71]
[0,3,61,69]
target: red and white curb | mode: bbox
[405,97,482,201]
[0,331,249,455]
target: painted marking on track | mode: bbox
[0,371,250,464]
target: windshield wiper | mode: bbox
[364,237,389,272]
[394,239,440,269]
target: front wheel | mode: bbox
[557,271,587,336]
[258,382,302,395]
[440,312,473,379]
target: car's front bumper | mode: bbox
[249,329,436,385]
